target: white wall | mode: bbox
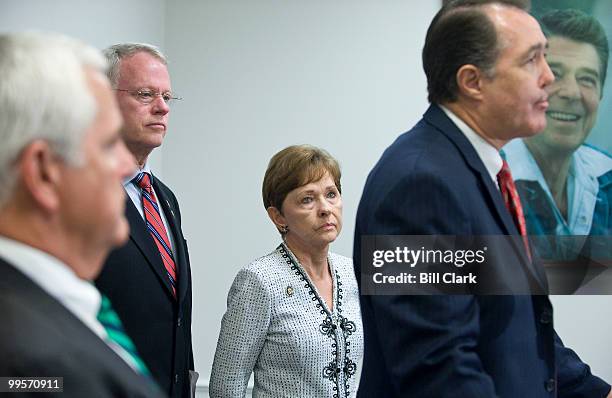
[0,0,166,173]
[552,295,612,380]
[2,1,611,395]
[163,0,437,391]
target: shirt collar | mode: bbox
[0,235,105,338]
[440,105,503,184]
[123,162,152,188]
[500,138,544,182]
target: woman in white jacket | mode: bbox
[210,145,363,398]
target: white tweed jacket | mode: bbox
[210,243,364,398]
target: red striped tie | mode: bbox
[497,160,532,262]
[135,172,177,298]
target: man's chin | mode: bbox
[111,219,130,248]
[142,139,164,153]
[144,127,166,141]
[523,118,548,137]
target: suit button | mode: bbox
[177,317,182,327]
[175,374,179,384]
[540,310,552,325]
[545,378,555,392]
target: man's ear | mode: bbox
[18,140,63,212]
[266,206,286,233]
[456,64,486,101]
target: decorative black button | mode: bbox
[545,378,555,392]
[540,310,552,325]
[332,324,337,330]
[175,374,179,384]
[177,317,182,327]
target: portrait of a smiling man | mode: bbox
[504,8,611,262]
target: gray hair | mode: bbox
[0,31,106,208]
[103,43,167,87]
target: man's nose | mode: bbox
[553,75,582,100]
[540,59,555,89]
[151,95,170,115]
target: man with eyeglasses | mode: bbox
[0,32,165,398]
[95,43,197,398]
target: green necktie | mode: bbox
[96,294,151,376]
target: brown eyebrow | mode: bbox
[522,42,547,59]
[296,185,337,195]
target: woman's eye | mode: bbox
[326,191,337,198]
[301,197,313,204]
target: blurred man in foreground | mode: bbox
[0,32,164,397]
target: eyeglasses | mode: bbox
[114,88,182,105]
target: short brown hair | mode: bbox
[541,9,608,90]
[262,145,341,211]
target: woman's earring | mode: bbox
[280,225,289,234]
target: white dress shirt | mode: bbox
[0,236,106,338]
[0,236,137,370]
[440,105,503,187]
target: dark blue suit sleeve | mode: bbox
[555,332,611,398]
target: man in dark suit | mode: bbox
[95,43,195,398]
[354,1,612,397]
[0,32,163,397]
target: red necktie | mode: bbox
[497,160,532,261]
[135,172,177,298]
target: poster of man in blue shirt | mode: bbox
[504,6,611,267]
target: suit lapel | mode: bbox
[125,197,175,298]
[152,177,189,304]
[0,259,152,386]
[423,104,547,291]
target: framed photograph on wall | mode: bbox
[440,0,611,277]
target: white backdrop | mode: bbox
[163,1,436,393]
[2,1,611,396]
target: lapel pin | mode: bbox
[286,286,294,297]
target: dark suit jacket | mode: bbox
[96,175,193,398]
[354,104,610,398]
[0,258,164,398]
